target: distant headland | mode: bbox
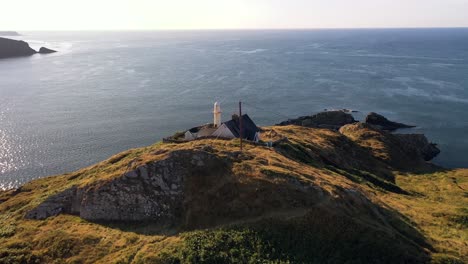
[0,31,20,36]
[0,37,57,59]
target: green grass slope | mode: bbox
[0,125,466,264]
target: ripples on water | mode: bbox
[1,29,468,190]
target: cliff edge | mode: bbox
[0,37,36,58]
[0,37,57,59]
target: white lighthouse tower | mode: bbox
[213,102,222,127]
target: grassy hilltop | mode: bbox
[0,124,466,264]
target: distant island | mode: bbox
[0,110,465,264]
[0,31,20,36]
[0,37,57,59]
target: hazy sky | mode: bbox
[2,0,468,30]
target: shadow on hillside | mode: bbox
[405,165,450,175]
[235,205,433,263]
[111,200,434,263]
[92,179,434,263]
[97,220,181,236]
[274,132,450,196]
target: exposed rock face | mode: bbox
[0,37,36,58]
[273,127,395,182]
[25,149,324,227]
[25,187,79,220]
[365,112,415,131]
[339,122,440,171]
[26,150,226,223]
[38,47,57,54]
[0,37,57,59]
[395,134,440,161]
[278,111,356,130]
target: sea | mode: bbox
[1,29,468,190]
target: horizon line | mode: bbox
[4,26,468,32]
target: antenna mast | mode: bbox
[239,101,243,152]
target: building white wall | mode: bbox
[184,131,196,140]
[212,124,235,139]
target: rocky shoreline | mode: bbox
[277,110,438,158]
[0,37,56,59]
[277,110,416,131]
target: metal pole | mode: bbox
[239,101,243,152]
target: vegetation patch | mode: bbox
[37,231,83,259]
[0,224,16,238]
[176,229,287,263]
[327,166,406,194]
[448,215,468,228]
[260,167,303,182]
[431,254,465,264]
[151,208,429,264]
[275,140,321,167]
[0,241,42,264]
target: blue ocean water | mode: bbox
[1,29,468,189]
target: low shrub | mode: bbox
[0,224,16,238]
[0,242,42,264]
[431,254,465,264]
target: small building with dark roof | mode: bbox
[212,114,260,142]
[183,102,260,142]
[184,124,217,141]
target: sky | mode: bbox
[1,0,468,30]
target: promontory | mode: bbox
[0,111,466,264]
[0,37,56,59]
[0,31,20,36]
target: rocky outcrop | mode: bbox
[365,112,415,131]
[339,122,440,171]
[25,150,222,222]
[0,37,57,59]
[38,47,57,54]
[0,37,36,58]
[25,187,80,220]
[25,149,327,227]
[323,108,358,113]
[394,134,440,161]
[278,110,356,130]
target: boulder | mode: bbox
[0,37,36,59]
[38,47,57,54]
[278,110,356,130]
[365,112,415,131]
